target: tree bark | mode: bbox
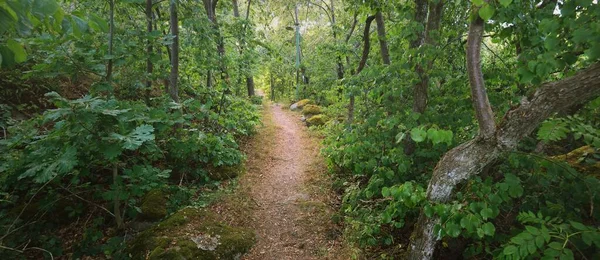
[154,7,172,93]
[329,0,344,79]
[106,0,115,82]
[145,0,153,104]
[466,16,495,139]
[374,10,390,65]
[168,0,180,103]
[407,5,600,258]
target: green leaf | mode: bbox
[503,245,518,255]
[535,235,545,248]
[445,222,461,238]
[568,221,587,231]
[538,120,569,142]
[410,127,427,143]
[32,0,60,20]
[499,0,513,7]
[7,39,26,63]
[525,226,540,235]
[472,0,485,6]
[480,208,493,220]
[482,222,495,236]
[548,242,563,250]
[478,4,495,21]
[101,143,123,160]
[381,187,390,197]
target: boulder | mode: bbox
[129,207,255,260]
[290,99,311,111]
[302,105,322,116]
[139,189,168,221]
[306,114,328,127]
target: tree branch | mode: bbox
[498,62,600,148]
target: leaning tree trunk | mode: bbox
[168,0,179,103]
[407,6,600,260]
[347,15,376,128]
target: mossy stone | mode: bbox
[139,189,168,221]
[307,114,328,126]
[302,104,322,116]
[128,207,255,260]
[290,99,312,110]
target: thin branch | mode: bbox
[344,12,358,43]
[59,186,115,217]
[0,245,54,260]
[2,176,55,241]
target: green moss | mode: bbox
[139,189,168,221]
[128,207,255,260]
[307,114,328,126]
[290,99,312,110]
[297,99,312,108]
[302,104,322,115]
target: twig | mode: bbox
[2,176,55,241]
[59,186,115,217]
[0,245,54,260]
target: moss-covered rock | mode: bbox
[207,164,243,181]
[129,207,255,260]
[290,99,312,110]
[302,104,322,116]
[139,189,168,221]
[306,114,328,127]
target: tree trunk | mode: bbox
[331,0,344,79]
[413,0,444,114]
[168,0,179,103]
[145,0,153,104]
[246,76,255,97]
[155,7,171,93]
[113,163,123,229]
[374,10,390,65]
[407,6,600,258]
[106,0,115,82]
[203,0,230,85]
[347,15,376,128]
[270,71,275,101]
[233,0,255,97]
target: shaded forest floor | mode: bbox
[209,101,350,259]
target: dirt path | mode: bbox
[213,102,347,259]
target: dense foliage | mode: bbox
[0,0,260,258]
[2,0,600,259]
[259,0,600,259]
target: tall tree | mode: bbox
[374,10,390,65]
[168,0,180,103]
[145,0,154,104]
[203,0,231,85]
[233,0,255,97]
[347,14,376,127]
[407,5,600,259]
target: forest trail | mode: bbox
[212,101,347,260]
